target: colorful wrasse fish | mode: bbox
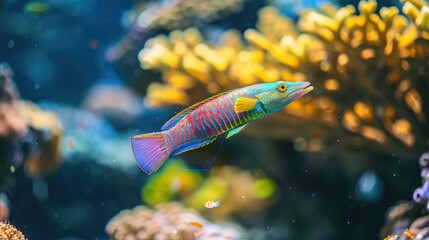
[131,81,313,175]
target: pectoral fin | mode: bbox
[171,137,217,156]
[234,97,258,113]
[226,123,249,139]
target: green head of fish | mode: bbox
[254,81,313,113]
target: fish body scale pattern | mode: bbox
[164,87,266,149]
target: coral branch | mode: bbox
[106,202,242,240]
[0,222,27,240]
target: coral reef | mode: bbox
[0,222,27,240]
[142,160,276,219]
[380,201,428,240]
[380,150,429,239]
[184,165,276,220]
[19,101,63,177]
[380,201,420,238]
[413,151,429,208]
[106,202,241,240]
[0,63,28,190]
[141,161,277,220]
[0,63,63,181]
[0,63,64,237]
[106,0,246,84]
[0,63,27,140]
[137,0,429,157]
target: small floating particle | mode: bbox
[205,200,221,208]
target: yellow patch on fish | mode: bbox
[234,97,257,113]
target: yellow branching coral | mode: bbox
[0,222,27,240]
[138,0,429,156]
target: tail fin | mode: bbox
[130,132,170,175]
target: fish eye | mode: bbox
[277,83,287,93]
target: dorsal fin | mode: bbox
[161,89,235,130]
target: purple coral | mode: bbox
[413,151,429,208]
[420,152,429,168]
[421,168,429,179]
[413,182,429,203]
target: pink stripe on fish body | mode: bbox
[164,88,254,150]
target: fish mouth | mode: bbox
[289,82,313,100]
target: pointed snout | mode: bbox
[288,81,313,100]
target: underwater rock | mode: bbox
[38,102,120,165]
[0,63,63,194]
[108,0,246,63]
[106,0,266,95]
[19,101,63,177]
[0,63,63,190]
[106,202,242,240]
[82,80,144,128]
[0,63,28,190]
[0,63,27,139]
[380,201,428,240]
[136,0,429,157]
[0,222,27,240]
[39,102,167,169]
[380,150,429,239]
[131,0,244,31]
